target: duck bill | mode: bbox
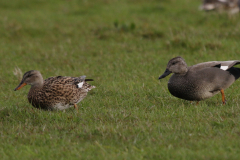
[14,82,27,91]
[159,69,172,79]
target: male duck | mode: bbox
[14,70,95,110]
[159,57,240,104]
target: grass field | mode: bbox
[1,0,240,159]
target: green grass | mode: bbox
[1,0,240,159]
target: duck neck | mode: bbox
[30,77,44,90]
[180,67,188,75]
[175,66,188,76]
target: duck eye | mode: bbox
[172,62,177,65]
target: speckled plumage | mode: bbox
[14,70,95,110]
[159,57,240,104]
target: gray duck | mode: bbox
[14,70,95,110]
[159,57,240,104]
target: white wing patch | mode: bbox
[77,82,84,88]
[220,66,228,70]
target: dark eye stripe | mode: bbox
[27,74,33,78]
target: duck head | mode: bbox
[159,56,188,79]
[14,70,43,91]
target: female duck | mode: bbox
[14,70,95,110]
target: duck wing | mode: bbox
[190,60,240,71]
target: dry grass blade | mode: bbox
[13,67,23,81]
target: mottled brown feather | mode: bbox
[15,70,95,110]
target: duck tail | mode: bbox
[79,76,94,81]
[228,67,240,80]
